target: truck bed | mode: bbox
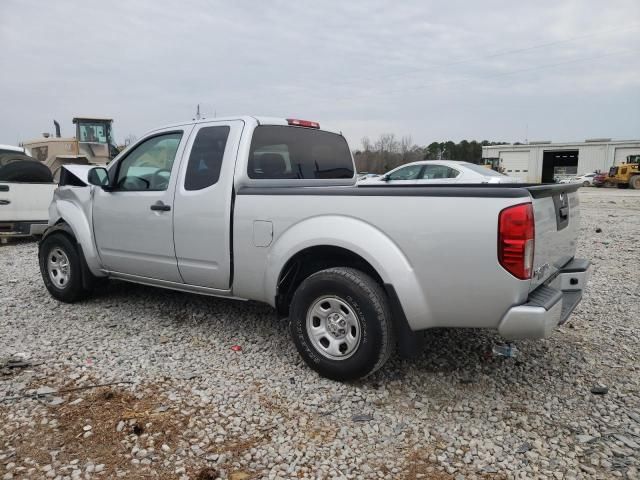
[233,181,581,332]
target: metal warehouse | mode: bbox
[482,139,640,183]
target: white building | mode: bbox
[482,139,640,183]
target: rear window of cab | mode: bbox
[248,126,354,180]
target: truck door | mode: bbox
[92,128,192,282]
[172,120,244,289]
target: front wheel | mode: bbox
[39,233,87,303]
[629,175,640,190]
[289,267,395,381]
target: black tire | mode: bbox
[582,181,590,187]
[0,153,34,167]
[629,175,640,190]
[38,233,87,302]
[289,267,394,381]
[0,158,53,182]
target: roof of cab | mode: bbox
[72,117,113,123]
[147,116,342,136]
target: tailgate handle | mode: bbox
[0,199,9,206]
[559,206,569,218]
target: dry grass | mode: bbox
[401,449,454,480]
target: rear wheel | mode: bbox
[582,181,590,187]
[39,233,87,302]
[289,267,394,381]
[629,175,640,190]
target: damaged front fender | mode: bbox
[47,166,105,277]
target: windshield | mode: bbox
[78,121,110,144]
[463,163,507,177]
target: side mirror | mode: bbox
[87,167,110,188]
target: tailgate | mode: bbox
[526,183,581,290]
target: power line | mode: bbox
[332,23,640,89]
[333,48,639,104]
[434,23,640,67]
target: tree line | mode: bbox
[354,134,511,174]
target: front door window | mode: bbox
[115,133,182,191]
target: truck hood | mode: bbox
[61,165,95,185]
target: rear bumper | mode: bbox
[498,258,591,340]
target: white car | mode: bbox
[571,173,597,186]
[357,173,380,181]
[359,160,517,185]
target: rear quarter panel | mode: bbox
[233,192,532,331]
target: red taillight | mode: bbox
[498,202,535,280]
[286,118,320,129]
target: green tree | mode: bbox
[424,142,441,160]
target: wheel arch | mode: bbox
[40,220,104,291]
[265,215,431,332]
[47,197,103,277]
[274,245,382,316]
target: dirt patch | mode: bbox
[3,386,187,479]
[401,447,511,479]
[401,449,454,480]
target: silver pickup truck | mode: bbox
[38,116,590,380]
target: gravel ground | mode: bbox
[1,188,638,480]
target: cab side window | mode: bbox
[184,126,230,190]
[387,164,422,180]
[115,133,182,191]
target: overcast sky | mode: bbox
[1,0,639,148]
